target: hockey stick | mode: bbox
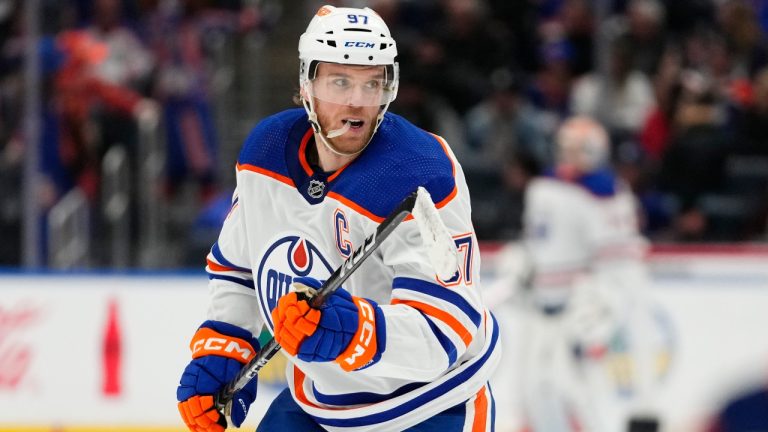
[215,186,458,415]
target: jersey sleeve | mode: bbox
[359,146,487,380]
[204,188,263,337]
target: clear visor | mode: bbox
[306,64,397,107]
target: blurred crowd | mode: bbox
[376,0,768,244]
[0,0,274,266]
[2,0,768,267]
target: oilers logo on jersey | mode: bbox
[256,235,334,329]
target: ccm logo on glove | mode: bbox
[191,327,256,362]
[337,297,377,371]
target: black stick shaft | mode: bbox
[215,190,418,412]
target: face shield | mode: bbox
[304,63,398,108]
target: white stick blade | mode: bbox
[412,187,459,280]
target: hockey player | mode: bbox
[176,5,500,432]
[515,116,660,431]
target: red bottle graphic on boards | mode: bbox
[102,298,122,396]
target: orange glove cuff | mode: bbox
[335,296,378,371]
[190,327,256,364]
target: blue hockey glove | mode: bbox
[177,320,259,431]
[272,276,386,371]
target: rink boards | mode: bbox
[0,244,767,432]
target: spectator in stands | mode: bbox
[657,71,731,241]
[662,0,717,36]
[571,34,655,139]
[557,0,596,77]
[0,2,23,265]
[718,0,768,78]
[368,0,432,53]
[84,0,156,199]
[623,0,668,76]
[390,68,466,155]
[461,68,548,239]
[732,67,768,156]
[86,0,154,91]
[640,46,684,163]
[527,34,574,121]
[496,147,541,240]
[484,0,541,72]
[0,134,21,265]
[144,0,221,203]
[463,67,550,174]
[52,30,149,202]
[429,0,514,114]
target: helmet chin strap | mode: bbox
[301,89,388,158]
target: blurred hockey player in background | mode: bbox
[175,5,500,432]
[496,116,661,432]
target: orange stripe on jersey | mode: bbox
[206,258,240,273]
[430,133,456,177]
[327,191,385,223]
[391,299,472,347]
[236,163,295,187]
[325,190,450,223]
[435,186,458,209]
[298,128,315,176]
[471,386,489,432]
[298,127,353,182]
[293,366,321,409]
[293,366,350,411]
[327,161,353,182]
[429,133,459,209]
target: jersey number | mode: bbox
[438,233,474,287]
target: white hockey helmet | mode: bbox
[556,116,610,173]
[299,5,398,100]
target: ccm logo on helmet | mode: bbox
[344,41,375,48]
[192,337,253,362]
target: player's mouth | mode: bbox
[342,118,365,130]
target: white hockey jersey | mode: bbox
[204,108,500,431]
[523,170,648,309]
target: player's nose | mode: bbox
[344,84,373,107]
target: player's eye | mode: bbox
[364,80,381,91]
[332,78,351,89]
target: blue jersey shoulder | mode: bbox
[237,108,308,176]
[235,109,457,218]
[332,112,456,218]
